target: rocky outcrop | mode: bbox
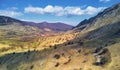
[92,47,110,66]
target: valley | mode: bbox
[0,2,120,70]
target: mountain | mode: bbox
[0,16,41,36]
[21,21,73,32]
[73,3,120,45]
[0,16,74,54]
[37,22,73,32]
[0,3,120,70]
[75,3,120,33]
[70,3,120,70]
[0,16,73,35]
[0,16,21,25]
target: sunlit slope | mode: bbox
[0,37,120,70]
[0,16,74,55]
[0,19,120,70]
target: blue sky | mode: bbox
[0,0,120,26]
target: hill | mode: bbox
[0,16,73,36]
[75,3,120,33]
[22,21,73,32]
[0,16,74,55]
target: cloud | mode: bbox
[0,7,23,17]
[99,0,110,2]
[0,10,23,17]
[24,6,44,14]
[85,6,106,15]
[24,5,106,16]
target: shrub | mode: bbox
[55,62,59,67]
[54,45,57,49]
[77,49,81,53]
[54,54,60,59]
[30,65,34,69]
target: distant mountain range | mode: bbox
[21,21,73,32]
[0,16,73,36]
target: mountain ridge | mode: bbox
[0,15,73,33]
[75,3,120,32]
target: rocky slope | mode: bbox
[75,3,120,33]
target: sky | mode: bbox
[0,0,120,26]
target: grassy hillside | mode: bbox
[0,20,120,70]
[0,32,120,70]
[0,16,74,55]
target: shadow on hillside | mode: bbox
[83,21,120,48]
[85,21,120,40]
